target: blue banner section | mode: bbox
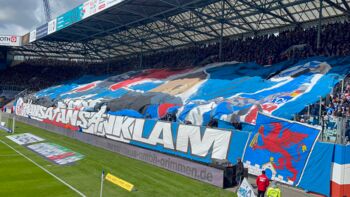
[333,144,350,164]
[57,12,72,31]
[56,5,83,31]
[32,58,344,126]
[243,113,320,185]
[227,130,250,164]
[298,142,334,197]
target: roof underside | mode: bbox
[10,0,350,60]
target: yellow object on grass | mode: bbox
[105,173,135,192]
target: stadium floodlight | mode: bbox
[43,0,52,22]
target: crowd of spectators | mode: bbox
[0,60,85,91]
[0,21,350,92]
[325,83,350,118]
[140,20,350,66]
[295,75,350,143]
[297,75,350,121]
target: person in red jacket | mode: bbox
[256,170,270,197]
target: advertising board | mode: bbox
[48,19,57,35]
[36,24,48,39]
[7,133,44,145]
[0,35,21,46]
[22,33,30,45]
[28,142,84,165]
[29,30,36,43]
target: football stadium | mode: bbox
[1,0,350,196]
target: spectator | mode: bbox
[235,158,244,186]
[256,170,270,197]
[266,181,281,197]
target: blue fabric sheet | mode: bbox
[298,142,334,197]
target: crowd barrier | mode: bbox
[296,114,349,144]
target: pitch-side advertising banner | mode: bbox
[27,142,84,165]
[0,35,21,46]
[7,133,44,145]
[243,113,320,186]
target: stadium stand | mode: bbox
[2,21,350,91]
[3,1,350,196]
[2,21,350,131]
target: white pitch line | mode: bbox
[0,139,86,197]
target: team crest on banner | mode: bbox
[243,113,320,185]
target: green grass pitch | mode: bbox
[0,121,234,197]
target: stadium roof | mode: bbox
[9,0,350,61]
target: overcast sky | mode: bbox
[0,0,85,36]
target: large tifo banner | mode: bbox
[243,113,320,186]
[15,98,232,163]
[15,98,320,185]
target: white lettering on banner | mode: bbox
[61,97,103,110]
[103,116,135,143]
[77,111,89,128]
[145,122,174,149]
[64,110,79,125]
[44,108,53,120]
[15,98,232,159]
[84,106,107,135]
[176,124,231,159]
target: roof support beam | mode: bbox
[236,0,294,24]
[317,0,323,49]
[342,0,350,11]
[76,0,208,41]
[324,0,350,16]
[193,3,252,32]
[277,1,298,23]
[224,0,256,32]
[219,0,224,61]
[158,0,221,37]
[116,6,217,40]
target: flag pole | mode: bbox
[100,170,104,197]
